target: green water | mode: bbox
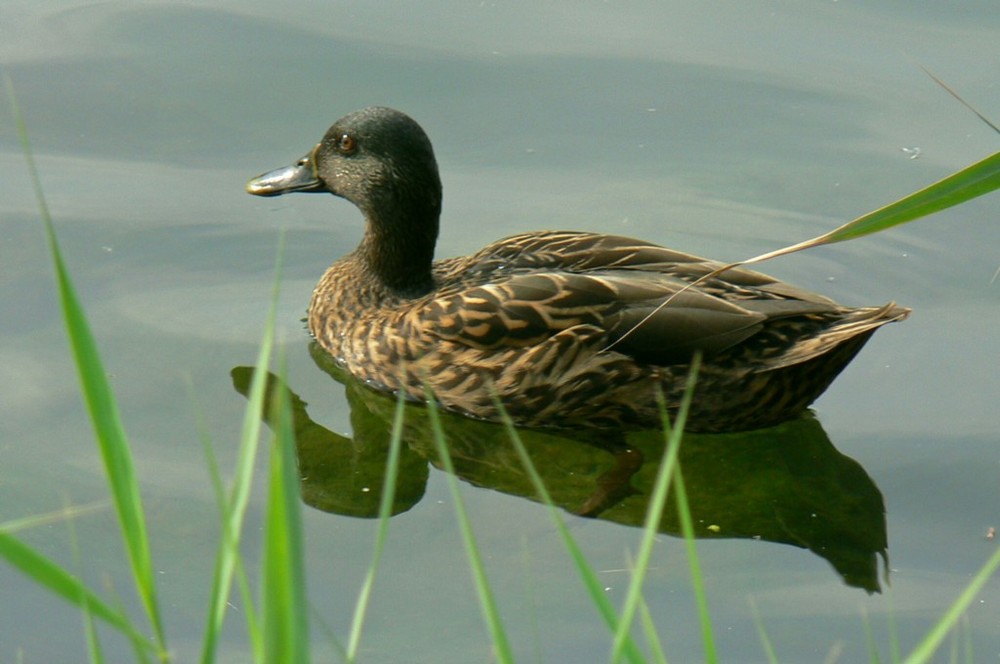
[1,2,998,661]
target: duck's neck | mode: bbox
[356,199,439,298]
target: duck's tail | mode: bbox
[757,302,910,372]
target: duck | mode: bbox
[246,106,908,433]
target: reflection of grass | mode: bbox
[3,72,1000,662]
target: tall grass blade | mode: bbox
[260,359,309,664]
[748,597,778,664]
[4,70,166,654]
[885,584,900,663]
[608,147,999,352]
[196,398,261,663]
[80,587,104,664]
[917,65,1000,135]
[312,609,347,662]
[743,149,1000,264]
[902,546,1000,664]
[948,621,959,664]
[0,504,107,535]
[859,607,881,664]
[195,408,233,664]
[637,597,668,664]
[672,461,717,663]
[345,393,408,661]
[0,533,153,654]
[424,392,515,664]
[612,354,702,664]
[198,237,285,664]
[495,403,646,664]
[64,504,108,664]
[961,615,973,664]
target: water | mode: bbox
[2,2,998,661]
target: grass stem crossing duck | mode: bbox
[247,107,908,432]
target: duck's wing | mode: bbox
[468,231,723,279]
[471,231,839,305]
[424,268,837,366]
[425,231,840,365]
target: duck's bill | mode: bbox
[246,148,325,196]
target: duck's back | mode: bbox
[309,230,907,431]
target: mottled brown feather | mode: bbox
[247,107,909,432]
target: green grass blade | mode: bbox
[638,596,669,664]
[199,429,269,664]
[611,356,699,663]
[948,621,959,664]
[195,398,260,663]
[673,462,717,663]
[81,589,105,664]
[902,546,1000,664]
[0,504,107,535]
[859,607,881,664]
[748,597,778,664]
[66,505,107,664]
[424,394,515,664]
[345,393,408,662]
[195,410,231,664]
[494,404,647,664]
[260,359,310,664]
[0,533,154,653]
[885,584,900,663]
[961,615,973,664]
[743,149,1000,265]
[312,607,347,662]
[814,149,1000,243]
[198,240,284,664]
[611,148,1000,349]
[5,70,166,653]
[918,66,1000,136]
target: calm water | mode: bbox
[2,2,998,661]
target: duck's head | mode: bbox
[247,107,443,294]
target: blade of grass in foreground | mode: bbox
[345,392,408,662]
[672,458,717,664]
[884,580,901,662]
[637,597,668,664]
[494,402,646,664]
[198,238,285,664]
[859,607,882,664]
[743,149,1000,264]
[611,354,705,664]
[0,504,107,535]
[66,506,108,664]
[0,533,153,655]
[917,65,1000,136]
[5,71,167,656]
[609,147,999,352]
[260,358,309,664]
[424,393,515,664]
[748,597,779,664]
[197,399,262,663]
[902,545,1000,664]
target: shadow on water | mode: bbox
[231,342,888,593]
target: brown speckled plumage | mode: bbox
[248,107,908,432]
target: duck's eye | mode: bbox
[337,133,357,154]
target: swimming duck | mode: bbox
[247,106,908,432]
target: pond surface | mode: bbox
[1,1,998,661]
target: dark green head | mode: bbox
[248,107,443,294]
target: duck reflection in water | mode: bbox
[232,342,888,594]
